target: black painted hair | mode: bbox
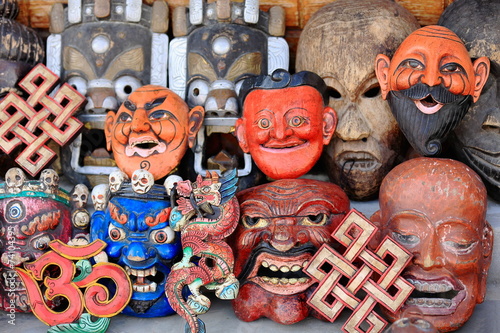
[238,68,330,106]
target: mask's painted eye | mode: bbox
[114,76,141,102]
[67,76,88,96]
[289,116,306,127]
[257,118,271,129]
[392,231,420,247]
[6,200,25,222]
[401,59,424,70]
[149,110,171,121]
[108,225,126,241]
[31,234,52,251]
[187,79,209,107]
[301,213,328,226]
[441,62,464,73]
[150,227,176,244]
[118,112,132,122]
[443,240,477,254]
[242,215,269,229]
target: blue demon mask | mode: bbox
[90,193,182,317]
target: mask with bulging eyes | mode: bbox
[0,176,73,313]
[230,178,349,324]
[90,188,182,317]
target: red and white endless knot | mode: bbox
[0,64,83,176]
[305,209,414,333]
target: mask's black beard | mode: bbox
[388,90,472,156]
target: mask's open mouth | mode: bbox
[246,252,314,295]
[125,266,165,293]
[336,152,381,172]
[126,138,166,157]
[405,277,465,315]
[414,95,444,115]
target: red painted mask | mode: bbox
[231,178,349,324]
[236,70,336,180]
[376,26,490,156]
[0,169,72,313]
[105,85,204,180]
[371,158,493,332]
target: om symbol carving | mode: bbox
[15,239,132,326]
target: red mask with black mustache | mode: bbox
[230,179,349,324]
[375,26,490,156]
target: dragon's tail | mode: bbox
[165,267,212,333]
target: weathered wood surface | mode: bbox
[18,0,454,29]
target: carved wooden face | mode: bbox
[231,179,349,324]
[449,65,500,200]
[236,86,336,179]
[376,26,490,156]
[105,85,204,180]
[0,195,72,312]
[296,0,419,200]
[372,158,493,332]
[90,196,181,317]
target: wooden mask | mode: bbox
[236,69,337,180]
[105,85,204,180]
[296,0,419,200]
[231,178,349,324]
[439,0,500,202]
[375,26,490,156]
[371,158,493,332]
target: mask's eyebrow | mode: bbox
[123,100,137,111]
[145,97,166,110]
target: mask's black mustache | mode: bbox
[399,83,462,104]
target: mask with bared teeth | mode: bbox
[90,183,182,317]
[230,178,349,324]
[371,157,493,332]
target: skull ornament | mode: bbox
[131,169,154,194]
[91,184,110,211]
[40,169,60,194]
[4,168,26,194]
[231,179,350,324]
[109,170,130,193]
[70,184,89,209]
[164,175,183,196]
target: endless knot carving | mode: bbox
[0,64,83,176]
[305,209,414,333]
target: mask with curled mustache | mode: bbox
[230,179,349,324]
[376,25,490,156]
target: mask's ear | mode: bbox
[478,220,493,303]
[235,117,249,153]
[472,57,490,103]
[89,211,108,242]
[322,106,337,145]
[368,210,384,250]
[104,112,117,151]
[375,54,392,100]
[187,106,205,148]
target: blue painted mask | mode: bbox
[90,194,181,317]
